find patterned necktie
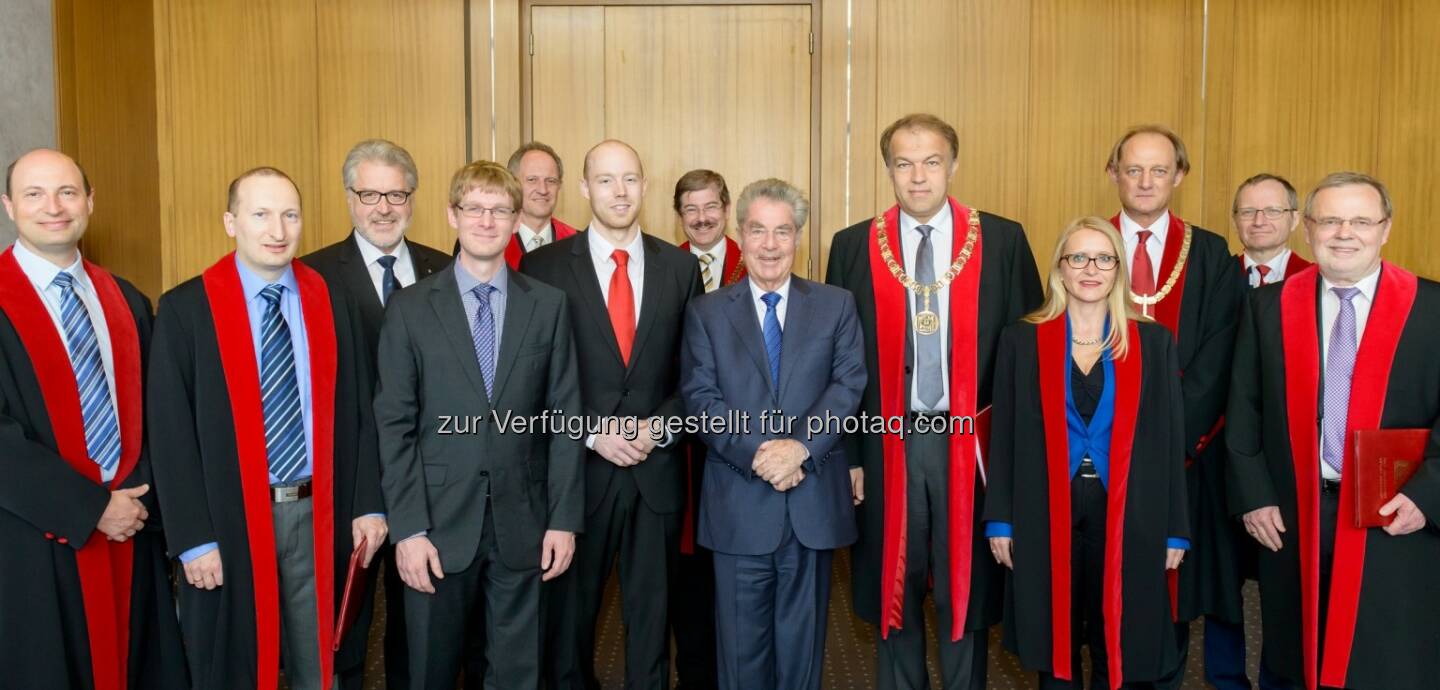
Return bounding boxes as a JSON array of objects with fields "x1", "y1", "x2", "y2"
[
  {"x1": 1255, "y1": 264, "x2": 1271, "y2": 286},
  {"x1": 1321, "y1": 287, "x2": 1361, "y2": 475},
  {"x1": 52, "y1": 271, "x2": 121, "y2": 473},
  {"x1": 259, "y1": 284, "x2": 307, "y2": 483},
  {"x1": 608, "y1": 249, "x2": 636, "y2": 365},
  {"x1": 914, "y1": 225, "x2": 943, "y2": 409},
  {"x1": 699, "y1": 252, "x2": 717, "y2": 292},
  {"x1": 377, "y1": 254, "x2": 399, "y2": 305},
  {"x1": 761, "y1": 292, "x2": 782, "y2": 389},
  {"x1": 1131, "y1": 229, "x2": 1156, "y2": 296},
  {"x1": 469, "y1": 282, "x2": 498, "y2": 399},
  {"x1": 528, "y1": 231, "x2": 548, "y2": 251}
]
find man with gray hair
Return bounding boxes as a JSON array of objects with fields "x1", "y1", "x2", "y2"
[
  {"x1": 1233, "y1": 173, "x2": 1311, "y2": 288},
  {"x1": 1228, "y1": 172, "x2": 1440, "y2": 689},
  {"x1": 302, "y1": 138, "x2": 450, "y2": 688},
  {"x1": 681, "y1": 178, "x2": 866, "y2": 690}
]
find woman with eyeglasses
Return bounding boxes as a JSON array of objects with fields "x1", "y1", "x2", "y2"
[{"x1": 982, "y1": 216, "x2": 1189, "y2": 689}]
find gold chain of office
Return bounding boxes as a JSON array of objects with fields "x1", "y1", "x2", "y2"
[
  {"x1": 1131, "y1": 224, "x2": 1193, "y2": 317},
  {"x1": 876, "y1": 208, "x2": 980, "y2": 336}
]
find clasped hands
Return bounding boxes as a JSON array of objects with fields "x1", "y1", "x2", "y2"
[
  {"x1": 753, "y1": 439, "x2": 808, "y2": 491},
  {"x1": 97, "y1": 483, "x2": 150, "y2": 542},
  {"x1": 593, "y1": 417, "x2": 665, "y2": 467}
]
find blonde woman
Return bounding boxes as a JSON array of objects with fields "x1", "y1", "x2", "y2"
[{"x1": 983, "y1": 217, "x2": 1188, "y2": 689}]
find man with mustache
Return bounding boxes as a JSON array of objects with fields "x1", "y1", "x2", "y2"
[
  {"x1": 521, "y1": 140, "x2": 704, "y2": 690},
  {"x1": 676, "y1": 169, "x2": 745, "y2": 294},
  {"x1": 1229, "y1": 172, "x2": 1440, "y2": 690},
  {"x1": 0, "y1": 148, "x2": 186, "y2": 690},
  {"x1": 1234, "y1": 173, "x2": 1312, "y2": 288},
  {"x1": 301, "y1": 138, "x2": 450, "y2": 688}
]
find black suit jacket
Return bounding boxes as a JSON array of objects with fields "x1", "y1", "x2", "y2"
[
  {"x1": 301, "y1": 232, "x2": 451, "y2": 357},
  {"x1": 374, "y1": 264, "x2": 584, "y2": 573},
  {"x1": 825, "y1": 209, "x2": 1043, "y2": 628},
  {"x1": 520, "y1": 231, "x2": 704, "y2": 516}
]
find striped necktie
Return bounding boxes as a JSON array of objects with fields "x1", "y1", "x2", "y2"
[
  {"x1": 699, "y1": 252, "x2": 717, "y2": 292},
  {"x1": 259, "y1": 284, "x2": 307, "y2": 483},
  {"x1": 761, "y1": 291, "x2": 782, "y2": 389},
  {"x1": 52, "y1": 271, "x2": 121, "y2": 473}
]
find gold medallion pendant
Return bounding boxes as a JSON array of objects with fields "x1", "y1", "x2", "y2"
[{"x1": 876, "y1": 208, "x2": 981, "y2": 331}]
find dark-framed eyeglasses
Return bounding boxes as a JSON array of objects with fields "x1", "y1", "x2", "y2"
[
  {"x1": 1061, "y1": 253, "x2": 1119, "y2": 271},
  {"x1": 453, "y1": 204, "x2": 516, "y2": 221},
  {"x1": 1235, "y1": 207, "x2": 1294, "y2": 221},
  {"x1": 350, "y1": 188, "x2": 413, "y2": 206}
]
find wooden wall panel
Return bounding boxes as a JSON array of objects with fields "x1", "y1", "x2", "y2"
[
  {"x1": 529, "y1": 5, "x2": 606, "y2": 231},
  {"x1": 315, "y1": 0, "x2": 467, "y2": 252},
  {"x1": 1372, "y1": 0, "x2": 1440, "y2": 277},
  {"x1": 473, "y1": 0, "x2": 525, "y2": 164},
  {"x1": 156, "y1": 0, "x2": 323, "y2": 286}
]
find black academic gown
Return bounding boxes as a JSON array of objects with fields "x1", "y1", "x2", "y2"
[
  {"x1": 147, "y1": 257, "x2": 382, "y2": 689},
  {"x1": 0, "y1": 253, "x2": 187, "y2": 690},
  {"x1": 985, "y1": 319, "x2": 1189, "y2": 685},
  {"x1": 1227, "y1": 263, "x2": 1440, "y2": 690},
  {"x1": 825, "y1": 205, "x2": 1042, "y2": 632}
]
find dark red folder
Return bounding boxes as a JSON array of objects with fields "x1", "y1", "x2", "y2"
[
  {"x1": 333, "y1": 536, "x2": 371, "y2": 651},
  {"x1": 1352, "y1": 428, "x2": 1430, "y2": 528}
]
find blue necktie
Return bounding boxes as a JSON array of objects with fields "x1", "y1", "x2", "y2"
[
  {"x1": 52, "y1": 272, "x2": 121, "y2": 474},
  {"x1": 761, "y1": 291, "x2": 782, "y2": 389},
  {"x1": 377, "y1": 255, "x2": 399, "y2": 305},
  {"x1": 259, "y1": 284, "x2": 307, "y2": 483},
  {"x1": 470, "y1": 283, "x2": 497, "y2": 399},
  {"x1": 1321, "y1": 287, "x2": 1361, "y2": 475}
]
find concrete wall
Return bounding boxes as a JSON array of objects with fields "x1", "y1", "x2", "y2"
[{"x1": 0, "y1": 0, "x2": 56, "y2": 247}]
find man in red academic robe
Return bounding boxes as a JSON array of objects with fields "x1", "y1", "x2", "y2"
[
  {"x1": 148, "y1": 167, "x2": 386, "y2": 690},
  {"x1": 0, "y1": 148, "x2": 186, "y2": 690},
  {"x1": 670, "y1": 168, "x2": 747, "y2": 690},
  {"x1": 1104, "y1": 125, "x2": 1248, "y2": 689},
  {"x1": 1233, "y1": 173, "x2": 1313, "y2": 289},
  {"x1": 826, "y1": 113, "x2": 1043, "y2": 690},
  {"x1": 454, "y1": 142, "x2": 579, "y2": 269},
  {"x1": 1228, "y1": 172, "x2": 1440, "y2": 690}
]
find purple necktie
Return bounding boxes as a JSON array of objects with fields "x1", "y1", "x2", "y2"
[{"x1": 1321, "y1": 287, "x2": 1361, "y2": 475}]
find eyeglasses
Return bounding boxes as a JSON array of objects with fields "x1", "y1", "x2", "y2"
[
  {"x1": 680, "y1": 202, "x2": 725, "y2": 217},
  {"x1": 743, "y1": 225, "x2": 796, "y2": 242},
  {"x1": 1061, "y1": 253, "x2": 1119, "y2": 271},
  {"x1": 454, "y1": 204, "x2": 516, "y2": 221},
  {"x1": 1235, "y1": 207, "x2": 1294, "y2": 221},
  {"x1": 1306, "y1": 216, "x2": 1387, "y2": 232},
  {"x1": 350, "y1": 188, "x2": 413, "y2": 206}
]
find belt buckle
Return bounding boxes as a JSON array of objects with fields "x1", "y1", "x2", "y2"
[
  {"x1": 1320, "y1": 478, "x2": 1343, "y2": 495},
  {"x1": 272, "y1": 481, "x2": 310, "y2": 503}
]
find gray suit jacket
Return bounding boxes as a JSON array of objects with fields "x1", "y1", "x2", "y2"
[
  {"x1": 374, "y1": 263, "x2": 583, "y2": 572},
  {"x1": 680, "y1": 276, "x2": 867, "y2": 556}
]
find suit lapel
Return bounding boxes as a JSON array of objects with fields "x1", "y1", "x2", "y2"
[
  {"x1": 340, "y1": 234, "x2": 385, "y2": 321},
  {"x1": 490, "y1": 272, "x2": 536, "y2": 402},
  {"x1": 627, "y1": 234, "x2": 664, "y2": 375},
  {"x1": 777, "y1": 278, "x2": 810, "y2": 399},
  {"x1": 568, "y1": 231, "x2": 626, "y2": 367},
  {"x1": 406, "y1": 239, "x2": 444, "y2": 280},
  {"x1": 725, "y1": 282, "x2": 773, "y2": 393},
  {"x1": 428, "y1": 267, "x2": 492, "y2": 410}
]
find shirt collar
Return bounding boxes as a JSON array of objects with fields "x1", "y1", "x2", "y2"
[
  {"x1": 1243, "y1": 247, "x2": 1291, "y2": 274},
  {"x1": 587, "y1": 225, "x2": 646, "y2": 266},
  {"x1": 1119, "y1": 209, "x2": 1171, "y2": 245},
  {"x1": 12, "y1": 240, "x2": 84, "y2": 291},
  {"x1": 1321, "y1": 265, "x2": 1382, "y2": 302},
  {"x1": 519, "y1": 220, "x2": 553, "y2": 244},
  {"x1": 235, "y1": 256, "x2": 298, "y2": 302},
  {"x1": 899, "y1": 202, "x2": 953, "y2": 236},
  {"x1": 352, "y1": 229, "x2": 410, "y2": 268},
  {"x1": 690, "y1": 236, "x2": 727, "y2": 264},
  {"x1": 454, "y1": 259, "x2": 509, "y2": 297},
  {"x1": 747, "y1": 275, "x2": 792, "y2": 306}
]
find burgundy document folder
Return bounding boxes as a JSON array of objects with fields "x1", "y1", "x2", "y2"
[
  {"x1": 333, "y1": 536, "x2": 370, "y2": 651},
  {"x1": 1352, "y1": 428, "x2": 1430, "y2": 528}
]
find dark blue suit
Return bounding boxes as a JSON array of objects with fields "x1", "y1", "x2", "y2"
[{"x1": 680, "y1": 275, "x2": 866, "y2": 690}]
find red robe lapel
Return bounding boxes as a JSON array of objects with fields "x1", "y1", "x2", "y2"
[
  {"x1": 868, "y1": 197, "x2": 983, "y2": 640},
  {"x1": 202, "y1": 254, "x2": 338, "y2": 690},
  {"x1": 1284, "y1": 252, "x2": 1313, "y2": 279},
  {"x1": 505, "y1": 217, "x2": 580, "y2": 269},
  {"x1": 1280, "y1": 262, "x2": 1416, "y2": 690},
  {"x1": 1109, "y1": 214, "x2": 1188, "y2": 335},
  {"x1": 0, "y1": 248, "x2": 143, "y2": 690},
  {"x1": 720, "y1": 236, "x2": 746, "y2": 285},
  {"x1": 1036, "y1": 317, "x2": 1142, "y2": 689}
]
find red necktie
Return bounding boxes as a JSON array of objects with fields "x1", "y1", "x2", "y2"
[
  {"x1": 1255, "y1": 264, "x2": 1272, "y2": 284},
  {"x1": 608, "y1": 249, "x2": 636, "y2": 365},
  {"x1": 1131, "y1": 230, "x2": 1156, "y2": 296}
]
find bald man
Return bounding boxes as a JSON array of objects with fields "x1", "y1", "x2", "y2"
[
  {"x1": 0, "y1": 149, "x2": 186, "y2": 689},
  {"x1": 520, "y1": 140, "x2": 704, "y2": 690}
]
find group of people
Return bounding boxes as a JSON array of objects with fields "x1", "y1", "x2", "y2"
[{"x1": 2, "y1": 112, "x2": 1436, "y2": 690}]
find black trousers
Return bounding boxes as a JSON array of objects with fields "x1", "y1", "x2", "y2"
[
  {"x1": 875, "y1": 425, "x2": 989, "y2": 690},
  {"x1": 1038, "y1": 474, "x2": 1118, "y2": 690},
  {"x1": 403, "y1": 503, "x2": 542, "y2": 690},
  {"x1": 671, "y1": 543, "x2": 718, "y2": 690}
]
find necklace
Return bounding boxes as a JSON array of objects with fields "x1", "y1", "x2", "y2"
[
  {"x1": 875, "y1": 208, "x2": 980, "y2": 335},
  {"x1": 1130, "y1": 223, "x2": 1194, "y2": 318},
  {"x1": 1071, "y1": 335, "x2": 1103, "y2": 346}
]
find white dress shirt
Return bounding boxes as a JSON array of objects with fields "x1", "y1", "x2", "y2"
[
  {"x1": 13, "y1": 241, "x2": 117, "y2": 482},
  {"x1": 519, "y1": 220, "x2": 554, "y2": 251},
  {"x1": 587, "y1": 224, "x2": 646, "y2": 324},
  {"x1": 1119, "y1": 210, "x2": 1171, "y2": 287},
  {"x1": 353, "y1": 230, "x2": 416, "y2": 303},
  {"x1": 1318, "y1": 268, "x2": 1381, "y2": 480},
  {"x1": 748, "y1": 275, "x2": 790, "y2": 328},
  {"x1": 1242, "y1": 248, "x2": 1292, "y2": 288},
  {"x1": 900, "y1": 204, "x2": 952, "y2": 412}
]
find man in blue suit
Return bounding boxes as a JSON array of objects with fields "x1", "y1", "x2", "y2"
[{"x1": 680, "y1": 178, "x2": 867, "y2": 690}]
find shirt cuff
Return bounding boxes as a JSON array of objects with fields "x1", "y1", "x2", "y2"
[
  {"x1": 399, "y1": 531, "x2": 428, "y2": 544},
  {"x1": 179, "y1": 542, "x2": 219, "y2": 564},
  {"x1": 585, "y1": 433, "x2": 597, "y2": 450},
  {"x1": 1167, "y1": 537, "x2": 1191, "y2": 550},
  {"x1": 984, "y1": 521, "x2": 1013, "y2": 538},
  {"x1": 357, "y1": 513, "x2": 385, "y2": 520}
]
